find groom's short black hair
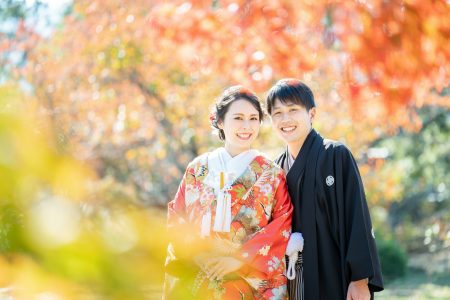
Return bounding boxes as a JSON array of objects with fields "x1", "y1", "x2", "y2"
[{"x1": 266, "y1": 79, "x2": 316, "y2": 114}]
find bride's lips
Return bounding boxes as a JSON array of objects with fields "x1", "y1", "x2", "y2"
[{"x1": 236, "y1": 133, "x2": 252, "y2": 140}]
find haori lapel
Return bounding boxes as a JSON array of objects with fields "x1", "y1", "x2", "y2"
[
  {"x1": 286, "y1": 129, "x2": 318, "y2": 186},
  {"x1": 300, "y1": 131, "x2": 323, "y2": 300},
  {"x1": 275, "y1": 151, "x2": 289, "y2": 174},
  {"x1": 286, "y1": 129, "x2": 318, "y2": 232}
]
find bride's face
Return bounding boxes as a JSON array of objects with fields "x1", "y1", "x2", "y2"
[{"x1": 218, "y1": 99, "x2": 261, "y2": 156}]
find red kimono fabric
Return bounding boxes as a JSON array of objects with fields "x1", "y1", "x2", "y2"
[{"x1": 164, "y1": 153, "x2": 293, "y2": 300}]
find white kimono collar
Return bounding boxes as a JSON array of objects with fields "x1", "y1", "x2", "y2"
[
  {"x1": 200, "y1": 147, "x2": 259, "y2": 236},
  {"x1": 204, "y1": 147, "x2": 259, "y2": 190}
]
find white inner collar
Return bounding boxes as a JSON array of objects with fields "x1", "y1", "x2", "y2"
[
  {"x1": 287, "y1": 150, "x2": 296, "y2": 171},
  {"x1": 205, "y1": 147, "x2": 259, "y2": 190}
]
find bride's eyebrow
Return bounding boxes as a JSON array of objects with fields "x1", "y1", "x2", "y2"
[{"x1": 232, "y1": 113, "x2": 258, "y2": 116}]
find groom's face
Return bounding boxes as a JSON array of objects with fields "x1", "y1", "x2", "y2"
[{"x1": 270, "y1": 99, "x2": 315, "y2": 145}]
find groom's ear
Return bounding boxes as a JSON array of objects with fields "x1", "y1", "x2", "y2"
[{"x1": 309, "y1": 107, "x2": 316, "y2": 122}]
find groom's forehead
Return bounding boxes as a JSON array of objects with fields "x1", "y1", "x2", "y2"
[{"x1": 273, "y1": 99, "x2": 301, "y2": 108}]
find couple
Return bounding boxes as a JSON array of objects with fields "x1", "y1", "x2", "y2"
[{"x1": 164, "y1": 79, "x2": 384, "y2": 300}]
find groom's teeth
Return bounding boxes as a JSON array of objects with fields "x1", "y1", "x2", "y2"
[{"x1": 281, "y1": 126, "x2": 296, "y2": 132}]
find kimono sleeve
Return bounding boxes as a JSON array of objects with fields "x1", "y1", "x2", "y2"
[
  {"x1": 166, "y1": 167, "x2": 197, "y2": 259},
  {"x1": 167, "y1": 171, "x2": 188, "y2": 230},
  {"x1": 236, "y1": 171, "x2": 293, "y2": 275},
  {"x1": 340, "y1": 146, "x2": 384, "y2": 291}
]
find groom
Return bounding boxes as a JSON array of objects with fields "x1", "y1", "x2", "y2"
[{"x1": 266, "y1": 79, "x2": 383, "y2": 300}]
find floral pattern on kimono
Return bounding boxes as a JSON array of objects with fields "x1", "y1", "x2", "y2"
[{"x1": 165, "y1": 153, "x2": 293, "y2": 300}]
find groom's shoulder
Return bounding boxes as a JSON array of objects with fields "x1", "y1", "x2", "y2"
[
  {"x1": 321, "y1": 136, "x2": 354, "y2": 160},
  {"x1": 323, "y1": 137, "x2": 343, "y2": 151}
]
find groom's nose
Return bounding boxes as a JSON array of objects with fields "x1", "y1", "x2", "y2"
[{"x1": 280, "y1": 112, "x2": 290, "y2": 121}]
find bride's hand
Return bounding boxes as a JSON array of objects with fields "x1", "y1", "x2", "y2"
[{"x1": 204, "y1": 256, "x2": 243, "y2": 280}]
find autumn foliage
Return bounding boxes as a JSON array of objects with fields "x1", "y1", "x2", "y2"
[
  {"x1": 19, "y1": 0, "x2": 448, "y2": 204},
  {"x1": 0, "y1": 0, "x2": 449, "y2": 298}
]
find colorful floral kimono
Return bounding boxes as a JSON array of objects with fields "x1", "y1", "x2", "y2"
[{"x1": 164, "y1": 148, "x2": 293, "y2": 300}]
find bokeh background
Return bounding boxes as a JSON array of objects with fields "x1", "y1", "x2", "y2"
[{"x1": 0, "y1": 0, "x2": 449, "y2": 299}]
